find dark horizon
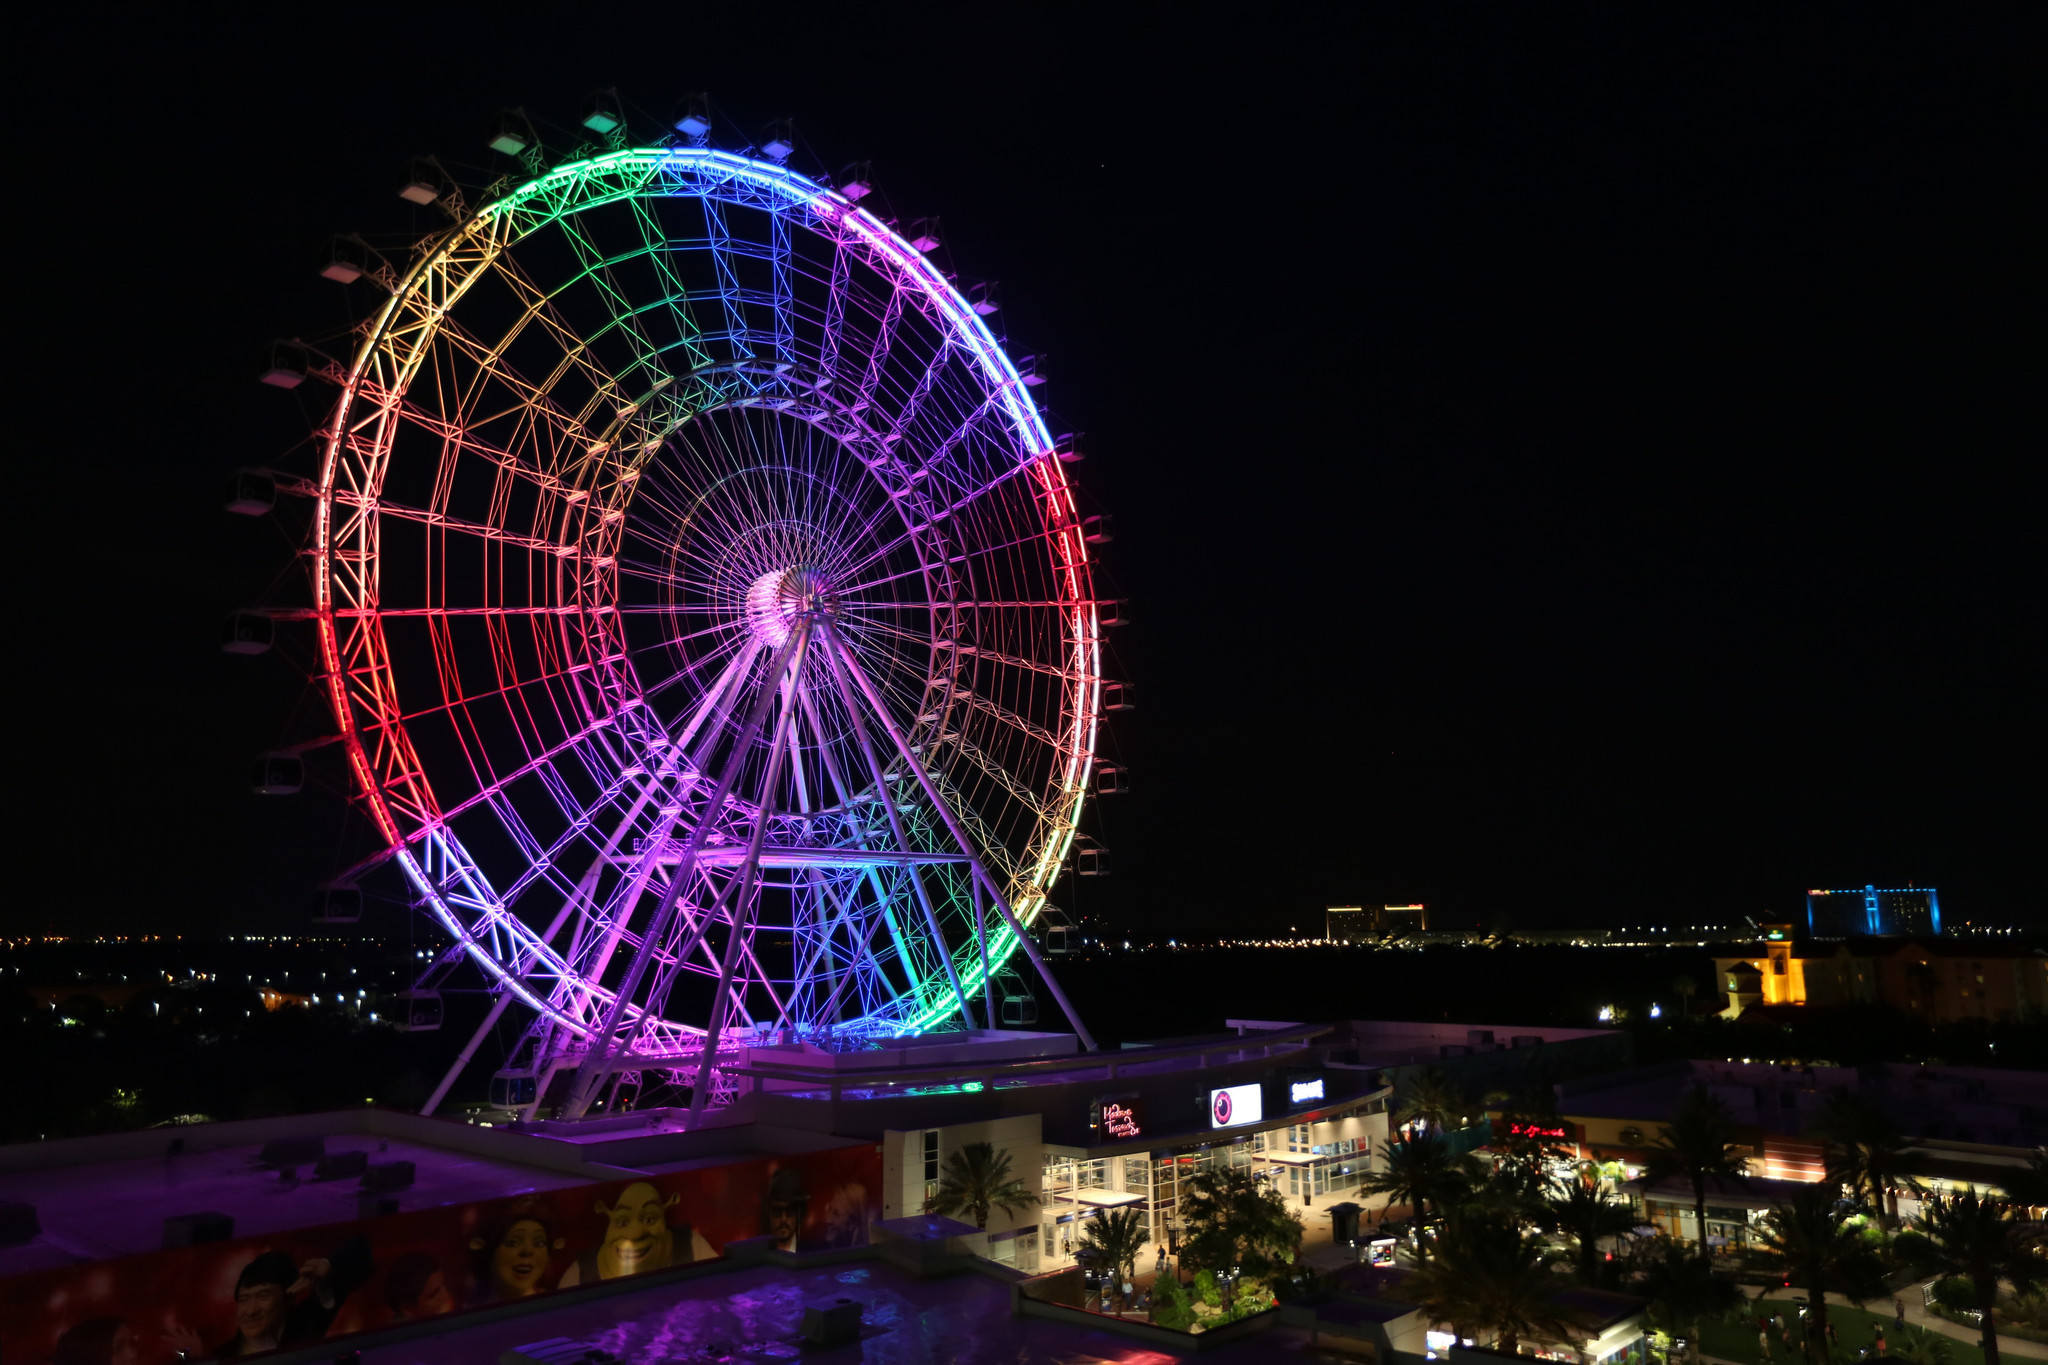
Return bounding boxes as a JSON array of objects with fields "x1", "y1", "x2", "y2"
[{"x1": 10, "y1": 8, "x2": 2042, "y2": 940}]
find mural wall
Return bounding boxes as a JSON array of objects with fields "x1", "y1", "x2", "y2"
[{"x1": 6, "y1": 1142, "x2": 879, "y2": 1364}]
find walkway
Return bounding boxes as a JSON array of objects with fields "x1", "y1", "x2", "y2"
[{"x1": 1743, "y1": 1281, "x2": 2048, "y2": 1361}]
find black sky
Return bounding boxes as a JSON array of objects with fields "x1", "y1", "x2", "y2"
[{"x1": 10, "y1": 5, "x2": 2043, "y2": 938}]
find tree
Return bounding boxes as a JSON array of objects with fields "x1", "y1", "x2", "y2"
[
  {"x1": 1360, "y1": 1134, "x2": 1485, "y2": 1259},
  {"x1": 924, "y1": 1141, "x2": 1038, "y2": 1231},
  {"x1": 1397, "y1": 1067, "x2": 1473, "y2": 1135},
  {"x1": 1635, "y1": 1242, "x2": 1744, "y2": 1351},
  {"x1": 1810, "y1": 1091, "x2": 1920, "y2": 1227},
  {"x1": 1406, "y1": 1210, "x2": 1600, "y2": 1355},
  {"x1": 1673, "y1": 975, "x2": 1699, "y2": 1015},
  {"x1": 1753, "y1": 1182, "x2": 1889, "y2": 1363},
  {"x1": 1178, "y1": 1166, "x2": 1304, "y2": 1283},
  {"x1": 1900, "y1": 1188, "x2": 2042, "y2": 1365},
  {"x1": 1544, "y1": 1181, "x2": 1640, "y2": 1285},
  {"x1": 1488, "y1": 1084, "x2": 1577, "y2": 1216},
  {"x1": 1078, "y1": 1206, "x2": 1149, "y2": 1312},
  {"x1": 1642, "y1": 1085, "x2": 1749, "y2": 1258}
]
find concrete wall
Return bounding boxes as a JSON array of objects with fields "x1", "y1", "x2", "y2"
[{"x1": 880, "y1": 1113, "x2": 1043, "y2": 1237}]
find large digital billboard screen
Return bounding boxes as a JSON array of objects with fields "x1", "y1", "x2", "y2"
[{"x1": 1209, "y1": 1083, "x2": 1264, "y2": 1129}]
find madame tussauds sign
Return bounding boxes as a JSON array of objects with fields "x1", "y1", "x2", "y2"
[
  {"x1": 1099, "y1": 1102, "x2": 1141, "y2": 1139},
  {"x1": 1090, "y1": 1095, "x2": 1144, "y2": 1139}
]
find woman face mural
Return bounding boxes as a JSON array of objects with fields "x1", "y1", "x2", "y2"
[
  {"x1": 490, "y1": 1219, "x2": 553, "y2": 1297},
  {"x1": 468, "y1": 1202, "x2": 563, "y2": 1302}
]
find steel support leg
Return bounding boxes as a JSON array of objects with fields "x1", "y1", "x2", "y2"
[
  {"x1": 567, "y1": 629, "x2": 804, "y2": 1117},
  {"x1": 824, "y1": 624, "x2": 1097, "y2": 1051}
]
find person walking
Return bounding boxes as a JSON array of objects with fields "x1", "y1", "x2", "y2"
[
  {"x1": 1895, "y1": 1299, "x2": 1907, "y2": 1329},
  {"x1": 1875, "y1": 1326, "x2": 1888, "y2": 1357},
  {"x1": 1760, "y1": 1328, "x2": 1774, "y2": 1360},
  {"x1": 1826, "y1": 1320, "x2": 1840, "y2": 1349}
]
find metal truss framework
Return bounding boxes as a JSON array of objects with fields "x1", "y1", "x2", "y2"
[{"x1": 299, "y1": 147, "x2": 1106, "y2": 1120}]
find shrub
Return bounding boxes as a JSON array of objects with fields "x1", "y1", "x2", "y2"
[
  {"x1": 1932, "y1": 1275, "x2": 1976, "y2": 1314},
  {"x1": 1151, "y1": 1274, "x2": 1195, "y2": 1331},
  {"x1": 1194, "y1": 1269, "x2": 1222, "y2": 1307}
]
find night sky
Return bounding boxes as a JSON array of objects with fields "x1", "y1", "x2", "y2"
[{"x1": 12, "y1": 7, "x2": 2042, "y2": 939}]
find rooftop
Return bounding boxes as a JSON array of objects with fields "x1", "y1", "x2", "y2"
[{"x1": 0, "y1": 1131, "x2": 584, "y2": 1275}]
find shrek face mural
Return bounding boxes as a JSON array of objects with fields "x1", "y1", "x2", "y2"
[
  {"x1": 595, "y1": 1182, "x2": 677, "y2": 1279},
  {"x1": 491, "y1": 1219, "x2": 553, "y2": 1297}
]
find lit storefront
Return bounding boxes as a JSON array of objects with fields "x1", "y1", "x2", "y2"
[
  {"x1": 1625, "y1": 1174, "x2": 1819, "y2": 1258},
  {"x1": 1033, "y1": 1069, "x2": 1388, "y2": 1271}
]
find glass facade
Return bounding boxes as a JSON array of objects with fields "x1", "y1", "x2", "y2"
[{"x1": 1033, "y1": 1110, "x2": 1380, "y2": 1270}]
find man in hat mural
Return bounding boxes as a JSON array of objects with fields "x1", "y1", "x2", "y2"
[{"x1": 763, "y1": 1168, "x2": 810, "y2": 1252}]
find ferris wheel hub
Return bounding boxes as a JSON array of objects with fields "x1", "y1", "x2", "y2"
[{"x1": 743, "y1": 565, "x2": 836, "y2": 648}]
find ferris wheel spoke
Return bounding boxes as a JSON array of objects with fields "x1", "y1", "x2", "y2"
[
  {"x1": 825, "y1": 442, "x2": 1032, "y2": 587},
  {"x1": 833, "y1": 521, "x2": 1076, "y2": 600}
]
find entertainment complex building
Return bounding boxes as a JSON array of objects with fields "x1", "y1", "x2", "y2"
[{"x1": 1, "y1": 1017, "x2": 1628, "y2": 1361}]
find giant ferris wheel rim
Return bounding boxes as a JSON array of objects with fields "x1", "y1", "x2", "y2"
[{"x1": 306, "y1": 142, "x2": 1103, "y2": 1047}]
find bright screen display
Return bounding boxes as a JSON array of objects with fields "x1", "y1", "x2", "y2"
[{"x1": 1208, "y1": 1083, "x2": 1264, "y2": 1129}]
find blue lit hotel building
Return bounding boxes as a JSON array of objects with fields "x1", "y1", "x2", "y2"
[{"x1": 1805, "y1": 885, "x2": 1941, "y2": 938}]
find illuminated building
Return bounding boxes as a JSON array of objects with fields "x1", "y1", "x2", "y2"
[
  {"x1": 1323, "y1": 904, "x2": 1429, "y2": 942},
  {"x1": 1712, "y1": 930, "x2": 2047, "y2": 1021},
  {"x1": 1806, "y1": 885, "x2": 1941, "y2": 938},
  {"x1": 1325, "y1": 906, "x2": 1368, "y2": 942}
]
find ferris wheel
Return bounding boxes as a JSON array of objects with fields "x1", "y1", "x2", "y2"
[{"x1": 241, "y1": 99, "x2": 1122, "y2": 1121}]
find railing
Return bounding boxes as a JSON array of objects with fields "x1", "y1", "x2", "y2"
[{"x1": 728, "y1": 1022, "x2": 1337, "y2": 1102}]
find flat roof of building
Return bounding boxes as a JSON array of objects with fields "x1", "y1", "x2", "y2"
[
  {"x1": 0, "y1": 1107, "x2": 862, "y2": 1279},
  {"x1": 0, "y1": 1133, "x2": 590, "y2": 1277}
]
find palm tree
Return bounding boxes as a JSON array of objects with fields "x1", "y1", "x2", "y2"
[
  {"x1": 1178, "y1": 1165, "x2": 1305, "y2": 1283},
  {"x1": 924, "y1": 1140, "x2": 1039, "y2": 1231},
  {"x1": 1397, "y1": 1067, "x2": 1473, "y2": 1136},
  {"x1": 1360, "y1": 1134, "x2": 1483, "y2": 1259},
  {"x1": 1545, "y1": 1181, "x2": 1641, "y2": 1284},
  {"x1": 1635, "y1": 1241, "x2": 1743, "y2": 1354},
  {"x1": 1900, "y1": 1188, "x2": 2043, "y2": 1365},
  {"x1": 1810, "y1": 1091, "x2": 1920, "y2": 1227},
  {"x1": 1889, "y1": 1325, "x2": 1959, "y2": 1365},
  {"x1": 1490, "y1": 1085, "x2": 1576, "y2": 1215},
  {"x1": 1407, "y1": 1210, "x2": 1599, "y2": 1355},
  {"x1": 1673, "y1": 974, "x2": 1699, "y2": 1012},
  {"x1": 1642, "y1": 1084, "x2": 1749, "y2": 1258},
  {"x1": 1079, "y1": 1207, "x2": 1149, "y2": 1313},
  {"x1": 1753, "y1": 1182, "x2": 1889, "y2": 1362}
]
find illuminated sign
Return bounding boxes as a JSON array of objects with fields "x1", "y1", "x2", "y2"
[
  {"x1": 1090, "y1": 1095, "x2": 1144, "y2": 1139},
  {"x1": 1368, "y1": 1237, "x2": 1398, "y2": 1267},
  {"x1": 1507, "y1": 1122, "x2": 1570, "y2": 1139},
  {"x1": 1288, "y1": 1077, "x2": 1326, "y2": 1106},
  {"x1": 1209, "y1": 1083, "x2": 1263, "y2": 1129},
  {"x1": 1098, "y1": 1102, "x2": 1141, "y2": 1139}
]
